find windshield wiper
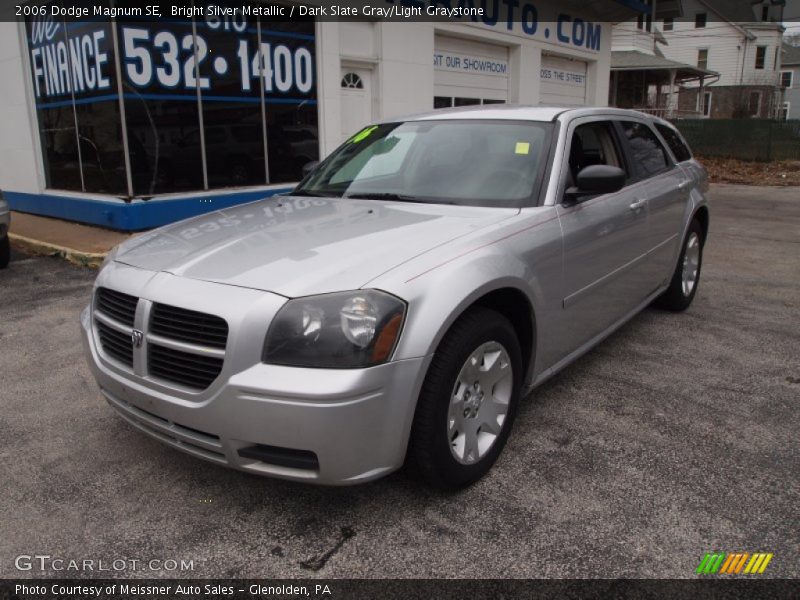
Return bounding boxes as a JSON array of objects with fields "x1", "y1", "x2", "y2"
[{"x1": 344, "y1": 192, "x2": 453, "y2": 204}]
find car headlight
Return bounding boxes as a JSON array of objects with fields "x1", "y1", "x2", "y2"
[{"x1": 263, "y1": 290, "x2": 406, "y2": 368}]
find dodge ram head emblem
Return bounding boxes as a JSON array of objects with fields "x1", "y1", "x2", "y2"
[{"x1": 131, "y1": 329, "x2": 144, "y2": 348}]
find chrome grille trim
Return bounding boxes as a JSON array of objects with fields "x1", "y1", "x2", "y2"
[
  {"x1": 150, "y1": 303, "x2": 228, "y2": 349},
  {"x1": 95, "y1": 320, "x2": 133, "y2": 366},
  {"x1": 92, "y1": 289, "x2": 229, "y2": 392},
  {"x1": 148, "y1": 343, "x2": 225, "y2": 391},
  {"x1": 146, "y1": 332, "x2": 225, "y2": 359},
  {"x1": 95, "y1": 287, "x2": 137, "y2": 326}
]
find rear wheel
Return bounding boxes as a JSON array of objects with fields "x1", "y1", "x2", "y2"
[
  {"x1": 654, "y1": 218, "x2": 704, "y2": 311},
  {"x1": 0, "y1": 235, "x2": 9, "y2": 269},
  {"x1": 408, "y1": 307, "x2": 522, "y2": 490}
]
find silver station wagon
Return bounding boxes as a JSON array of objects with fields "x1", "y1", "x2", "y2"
[{"x1": 81, "y1": 106, "x2": 709, "y2": 489}]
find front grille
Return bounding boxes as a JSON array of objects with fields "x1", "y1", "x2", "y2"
[
  {"x1": 148, "y1": 344, "x2": 224, "y2": 390},
  {"x1": 93, "y1": 288, "x2": 228, "y2": 391},
  {"x1": 96, "y1": 287, "x2": 138, "y2": 326},
  {"x1": 151, "y1": 303, "x2": 228, "y2": 349},
  {"x1": 96, "y1": 320, "x2": 133, "y2": 366}
]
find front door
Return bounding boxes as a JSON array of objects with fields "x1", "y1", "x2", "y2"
[
  {"x1": 555, "y1": 119, "x2": 653, "y2": 360},
  {"x1": 340, "y1": 67, "x2": 373, "y2": 143}
]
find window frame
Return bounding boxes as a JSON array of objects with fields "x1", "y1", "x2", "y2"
[
  {"x1": 699, "y1": 91, "x2": 712, "y2": 118},
  {"x1": 613, "y1": 119, "x2": 676, "y2": 183},
  {"x1": 755, "y1": 46, "x2": 767, "y2": 70},
  {"x1": 695, "y1": 13, "x2": 707, "y2": 28},
  {"x1": 697, "y1": 48, "x2": 709, "y2": 71},
  {"x1": 781, "y1": 70, "x2": 793, "y2": 89},
  {"x1": 663, "y1": 17, "x2": 674, "y2": 31},
  {"x1": 556, "y1": 116, "x2": 633, "y2": 205}
]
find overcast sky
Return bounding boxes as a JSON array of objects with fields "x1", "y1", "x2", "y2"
[{"x1": 785, "y1": 0, "x2": 800, "y2": 36}]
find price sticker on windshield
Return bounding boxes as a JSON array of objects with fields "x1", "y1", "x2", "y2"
[{"x1": 515, "y1": 142, "x2": 530, "y2": 155}]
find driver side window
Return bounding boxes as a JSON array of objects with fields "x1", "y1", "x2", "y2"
[{"x1": 567, "y1": 122, "x2": 625, "y2": 187}]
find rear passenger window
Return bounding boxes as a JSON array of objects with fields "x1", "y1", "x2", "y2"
[
  {"x1": 655, "y1": 124, "x2": 692, "y2": 162},
  {"x1": 619, "y1": 121, "x2": 671, "y2": 178}
]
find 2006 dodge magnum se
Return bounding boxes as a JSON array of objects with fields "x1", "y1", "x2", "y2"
[{"x1": 82, "y1": 106, "x2": 709, "y2": 489}]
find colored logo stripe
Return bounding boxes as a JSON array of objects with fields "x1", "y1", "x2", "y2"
[
  {"x1": 696, "y1": 552, "x2": 773, "y2": 575},
  {"x1": 744, "y1": 553, "x2": 773, "y2": 574}
]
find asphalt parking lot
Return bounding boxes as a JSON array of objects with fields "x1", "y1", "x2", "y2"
[{"x1": 1, "y1": 184, "x2": 797, "y2": 579}]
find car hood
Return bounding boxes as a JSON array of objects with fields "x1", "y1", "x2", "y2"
[{"x1": 114, "y1": 195, "x2": 518, "y2": 297}]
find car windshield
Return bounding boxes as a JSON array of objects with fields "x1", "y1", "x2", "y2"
[{"x1": 295, "y1": 120, "x2": 553, "y2": 207}]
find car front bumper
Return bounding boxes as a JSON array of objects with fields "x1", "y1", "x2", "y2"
[{"x1": 81, "y1": 304, "x2": 430, "y2": 485}]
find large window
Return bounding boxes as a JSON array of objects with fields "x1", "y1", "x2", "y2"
[
  {"x1": 25, "y1": 5, "x2": 318, "y2": 197},
  {"x1": 25, "y1": 3, "x2": 126, "y2": 194},
  {"x1": 298, "y1": 121, "x2": 553, "y2": 208}
]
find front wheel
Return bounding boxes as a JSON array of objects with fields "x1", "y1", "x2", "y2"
[
  {"x1": 654, "y1": 218, "x2": 704, "y2": 311},
  {"x1": 408, "y1": 307, "x2": 522, "y2": 490}
]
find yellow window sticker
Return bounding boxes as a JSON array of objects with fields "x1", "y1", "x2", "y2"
[
  {"x1": 515, "y1": 142, "x2": 530, "y2": 155},
  {"x1": 351, "y1": 125, "x2": 378, "y2": 143}
]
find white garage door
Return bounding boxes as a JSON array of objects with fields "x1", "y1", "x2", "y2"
[
  {"x1": 434, "y1": 36, "x2": 509, "y2": 108},
  {"x1": 540, "y1": 55, "x2": 588, "y2": 107}
]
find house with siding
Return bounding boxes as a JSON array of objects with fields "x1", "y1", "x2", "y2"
[
  {"x1": 611, "y1": 0, "x2": 786, "y2": 118},
  {"x1": 781, "y1": 43, "x2": 800, "y2": 119}
]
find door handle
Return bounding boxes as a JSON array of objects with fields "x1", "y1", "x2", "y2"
[
  {"x1": 629, "y1": 198, "x2": 646, "y2": 211},
  {"x1": 677, "y1": 180, "x2": 691, "y2": 191}
]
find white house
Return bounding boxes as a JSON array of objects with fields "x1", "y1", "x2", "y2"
[
  {"x1": 0, "y1": 0, "x2": 646, "y2": 230},
  {"x1": 780, "y1": 42, "x2": 800, "y2": 119},
  {"x1": 610, "y1": 0, "x2": 786, "y2": 118}
]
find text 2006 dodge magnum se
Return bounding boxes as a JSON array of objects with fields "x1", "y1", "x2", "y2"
[{"x1": 82, "y1": 107, "x2": 709, "y2": 489}]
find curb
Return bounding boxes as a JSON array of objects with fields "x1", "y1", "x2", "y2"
[{"x1": 9, "y1": 233, "x2": 107, "y2": 269}]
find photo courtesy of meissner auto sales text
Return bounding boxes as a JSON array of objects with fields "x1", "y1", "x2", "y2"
[{"x1": 0, "y1": 0, "x2": 798, "y2": 597}]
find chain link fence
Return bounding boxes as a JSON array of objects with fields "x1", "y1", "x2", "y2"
[{"x1": 670, "y1": 119, "x2": 800, "y2": 162}]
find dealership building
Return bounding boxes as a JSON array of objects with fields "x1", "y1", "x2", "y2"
[{"x1": 0, "y1": 0, "x2": 647, "y2": 230}]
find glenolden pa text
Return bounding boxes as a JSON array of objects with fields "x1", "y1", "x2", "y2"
[{"x1": 172, "y1": 4, "x2": 484, "y2": 18}]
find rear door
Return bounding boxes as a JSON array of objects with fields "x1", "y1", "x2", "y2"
[
  {"x1": 616, "y1": 120, "x2": 692, "y2": 288},
  {"x1": 554, "y1": 117, "x2": 653, "y2": 360}
]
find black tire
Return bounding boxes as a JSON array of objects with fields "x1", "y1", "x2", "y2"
[
  {"x1": 654, "y1": 218, "x2": 704, "y2": 312},
  {"x1": 0, "y1": 235, "x2": 9, "y2": 269},
  {"x1": 408, "y1": 307, "x2": 523, "y2": 490}
]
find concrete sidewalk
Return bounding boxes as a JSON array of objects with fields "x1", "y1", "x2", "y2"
[{"x1": 8, "y1": 211, "x2": 132, "y2": 268}]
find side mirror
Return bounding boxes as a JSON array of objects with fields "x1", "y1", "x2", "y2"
[
  {"x1": 301, "y1": 160, "x2": 320, "y2": 177},
  {"x1": 565, "y1": 165, "x2": 626, "y2": 203}
]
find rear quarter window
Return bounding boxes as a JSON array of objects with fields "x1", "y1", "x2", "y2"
[{"x1": 655, "y1": 124, "x2": 692, "y2": 162}]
